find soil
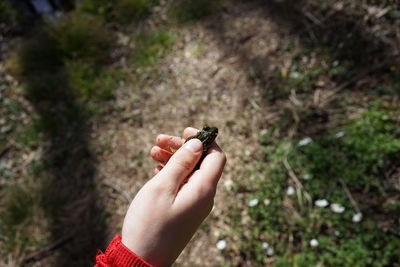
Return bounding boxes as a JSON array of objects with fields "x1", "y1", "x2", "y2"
[{"x1": 94, "y1": 2, "x2": 289, "y2": 266}]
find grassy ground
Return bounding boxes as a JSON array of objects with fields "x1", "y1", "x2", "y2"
[{"x1": 0, "y1": 0, "x2": 399, "y2": 266}]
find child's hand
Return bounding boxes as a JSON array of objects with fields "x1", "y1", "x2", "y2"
[{"x1": 121, "y1": 127, "x2": 226, "y2": 267}]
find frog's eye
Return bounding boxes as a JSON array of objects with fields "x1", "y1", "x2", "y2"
[{"x1": 203, "y1": 126, "x2": 211, "y2": 131}]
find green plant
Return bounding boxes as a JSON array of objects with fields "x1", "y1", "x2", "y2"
[
  {"x1": 78, "y1": 0, "x2": 158, "y2": 24},
  {"x1": 114, "y1": 0, "x2": 158, "y2": 24},
  {"x1": 18, "y1": 121, "x2": 44, "y2": 147},
  {"x1": 0, "y1": 183, "x2": 49, "y2": 254},
  {"x1": 66, "y1": 60, "x2": 118, "y2": 101},
  {"x1": 170, "y1": 0, "x2": 220, "y2": 24},
  {"x1": 271, "y1": 65, "x2": 320, "y2": 100},
  {"x1": 0, "y1": 0, "x2": 15, "y2": 24},
  {"x1": 229, "y1": 105, "x2": 400, "y2": 265},
  {"x1": 132, "y1": 31, "x2": 176, "y2": 66},
  {"x1": 52, "y1": 13, "x2": 112, "y2": 64},
  {"x1": 7, "y1": 12, "x2": 114, "y2": 103},
  {"x1": 77, "y1": 0, "x2": 113, "y2": 17}
]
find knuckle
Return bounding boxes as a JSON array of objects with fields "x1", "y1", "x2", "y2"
[
  {"x1": 197, "y1": 183, "x2": 216, "y2": 201},
  {"x1": 174, "y1": 157, "x2": 193, "y2": 172},
  {"x1": 148, "y1": 180, "x2": 167, "y2": 194}
]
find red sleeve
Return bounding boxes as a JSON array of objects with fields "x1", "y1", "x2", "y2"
[{"x1": 95, "y1": 235, "x2": 154, "y2": 267}]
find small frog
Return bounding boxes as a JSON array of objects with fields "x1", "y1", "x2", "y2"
[{"x1": 185, "y1": 126, "x2": 218, "y2": 154}]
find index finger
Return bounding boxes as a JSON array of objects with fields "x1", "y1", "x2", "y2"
[
  {"x1": 183, "y1": 127, "x2": 199, "y2": 139},
  {"x1": 155, "y1": 127, "x2": 200, "y2": 153},
  {"x1": 156, "y1": 134, "x2": 184, "y2": 153}
]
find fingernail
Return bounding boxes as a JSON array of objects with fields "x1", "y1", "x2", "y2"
[
  {"x1": 156, "y1": 134, "x2": 166, "y2": 142},
  {"x1": 184, "y1": 139, "x2": 202, "y2": 153}
]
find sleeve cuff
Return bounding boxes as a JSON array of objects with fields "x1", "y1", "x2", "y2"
[{"x1": 95, "y1": 235, "x2": 154, "y2": 267}]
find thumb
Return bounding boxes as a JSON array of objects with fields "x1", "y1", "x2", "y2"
[{"x1": 158, "y1": 138, "x2": 203, "y2": 189}]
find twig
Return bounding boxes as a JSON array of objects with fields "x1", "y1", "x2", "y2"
[
  {"x1": 283, "y1": 156, "x2": 303, "y2": 189},
  {"x1": 339, "y1": 179, "x2": 361, "y2": 214},
  {"x1": 103, "y1": 181, "x2": 133, "y2": 204},
  {"x1": 23, "y1": 236, "x2": 73, "y2": 263},
  {"x1": 283, "y1": 156, "x2": 312, "y2": 207},
  {"x1": 302, "y1": 9, "x2": 323, "y2": 26}
]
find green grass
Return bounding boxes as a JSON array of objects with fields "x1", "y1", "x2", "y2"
[
  {"x1": 0, "y1": 0, "x2": 15, "y2": 24},
  {"x1": 170, "y1": 0, "x2": 221, "y2": 24},
  {"x1": 0, "y1": 182, "x2": 50, "y2": 255},
  {"x1": 7, "y1": 12, "x2": 114, "y2": 104},
  {"x1": 0, "y1": 82, "x2": 24, "y2": 149},
  {"x1": 132, "y1": 31, "x2": 176, "y2": 66},
  {"x1": 78, "y1": 0, "x2": 159, "y2": 25},
  {"x1": 229, "y1": 105, "x2": 400, "y2": 266},
  {"x1": 114, "y1": 0, "x2": 158, "y2": 25}
]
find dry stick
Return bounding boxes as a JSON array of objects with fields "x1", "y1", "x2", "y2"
[
  {"x1": 283, "y1": 156, "x2": 303, "y2": 189},
  {"x1": 339, "y1": 179, "x2": 361, "y2": 214},
  {"x1": 103, "y1": 181, "x2": 133, "y2": 204},
  {"x1": 23, "y1": 236, "x2": 73, "y2": 263},
  {"x1": 283, "y1": 156, "x2": 312, "y2": 207},
  {"x1": 302, "y1": 9, "x2": 323, "y2": 25}
]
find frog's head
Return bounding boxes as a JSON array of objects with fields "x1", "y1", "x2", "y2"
[{"x1": 203, "y1": 126, "x2": 218, "y2": 138}]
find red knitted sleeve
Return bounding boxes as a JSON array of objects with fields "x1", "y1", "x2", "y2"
[{"x1": 95, "y1": 235, "x2": 154, "y2": 267}]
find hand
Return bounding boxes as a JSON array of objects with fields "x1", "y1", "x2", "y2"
[{"x1": 121, "y1": 127, "x2": 226, "y2": 267}]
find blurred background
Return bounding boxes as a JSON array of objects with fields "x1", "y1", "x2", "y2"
[{"x1": 0, "y1": 0, "x2": 399, "y2": 266}]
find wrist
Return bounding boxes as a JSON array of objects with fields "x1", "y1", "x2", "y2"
[{"x1": 97, "y1": 235, "x2": 154, "y2": 267}]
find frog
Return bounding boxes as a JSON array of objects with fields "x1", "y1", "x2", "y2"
[
  {"x1": 185, "y1": 126, "x2": 218, "y2": 154},
  {"x1": 182, "y1": 126, "x2": 218, "y2": 172}
]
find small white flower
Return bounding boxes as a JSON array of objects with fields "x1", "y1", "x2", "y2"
[
  {"x1": 331, "y1": 203, "x2": 345, "y2": 213},
  {"x1": 298, "y1": 137, "x2": 312, "y2": 146},
  {"x1": 266, "y1": 247, "x2": 274, "y2": 256},
  {"x1": 248, "y1": 199, "x2": 259, "y2": 207},
  {"x1": 290, "y1": 71, "x2": 301, "y2": 79},
  {"x1": 224, "y1": 179, "x2": 233, "y2": 189},
  {"x1": 216, "y1": 240, "x2": 227, "y2": 250},
  {"x1": 263, "y1": 198, "x2": 271, "y2": 206},
  {"x1": 315, "y1": 199, "x2": 329, "y2": 208},
  {"x1": 352, "y1": 212, "x2": 363, "y2": 223},
  {"x1": 334, "y1": 231, "x2": 340, "y2": 236},
  {"x1": 302, "y1": 173, "x2": 311, "y2": 180},
  {"x1": 286, "y1": 186, "x2": 295, "y2": 196},
  {"x1": 310, "y1": 239, "x2": 319, "y2": 247},
  {"x1": 335, "y1": 131, "x2": 345, "y2": 138},
  {"x1": 262, "y1": 242, "x2": 269, "y2": 249},
  {"x1": 260, "y1": 129, "x2": 269, "y2": 136}
]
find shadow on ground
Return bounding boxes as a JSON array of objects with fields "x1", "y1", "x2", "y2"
[
  {"x1": 14, "y1": 24, "x2": 107, "y2": 267},
  {"x1": 206, "y1": 0, "x2": 399, "y2": 98},
  {"x1": 201, "y1": 0, "x2": 399, "y2": 137}
]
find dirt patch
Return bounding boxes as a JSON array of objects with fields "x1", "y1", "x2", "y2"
[{"x1": 93, "y1": 2, "x2": 297, "y2": 266}]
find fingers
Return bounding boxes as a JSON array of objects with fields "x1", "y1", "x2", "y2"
[
  {"x1": 173, "y1": 142, "x2": 226, "y2": 208},
  {"x1": 155, "y1": 134, "x2": 184, "y2": 153},
  {"x1": 152, "y1": 128, "x2": 200, "y2": 165},
  {"x1": 154, "y1": 128, "x2": 199, "y2": 154},
  {"x1": 183, "y1": 127, "x2": 199, "y2": 139},
  {"x1": 157, "y1": 138, "x2": 203, "y2": 189},
  {"x1": 151, "y1": 146, "x2": 173, "y2": 165}
]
